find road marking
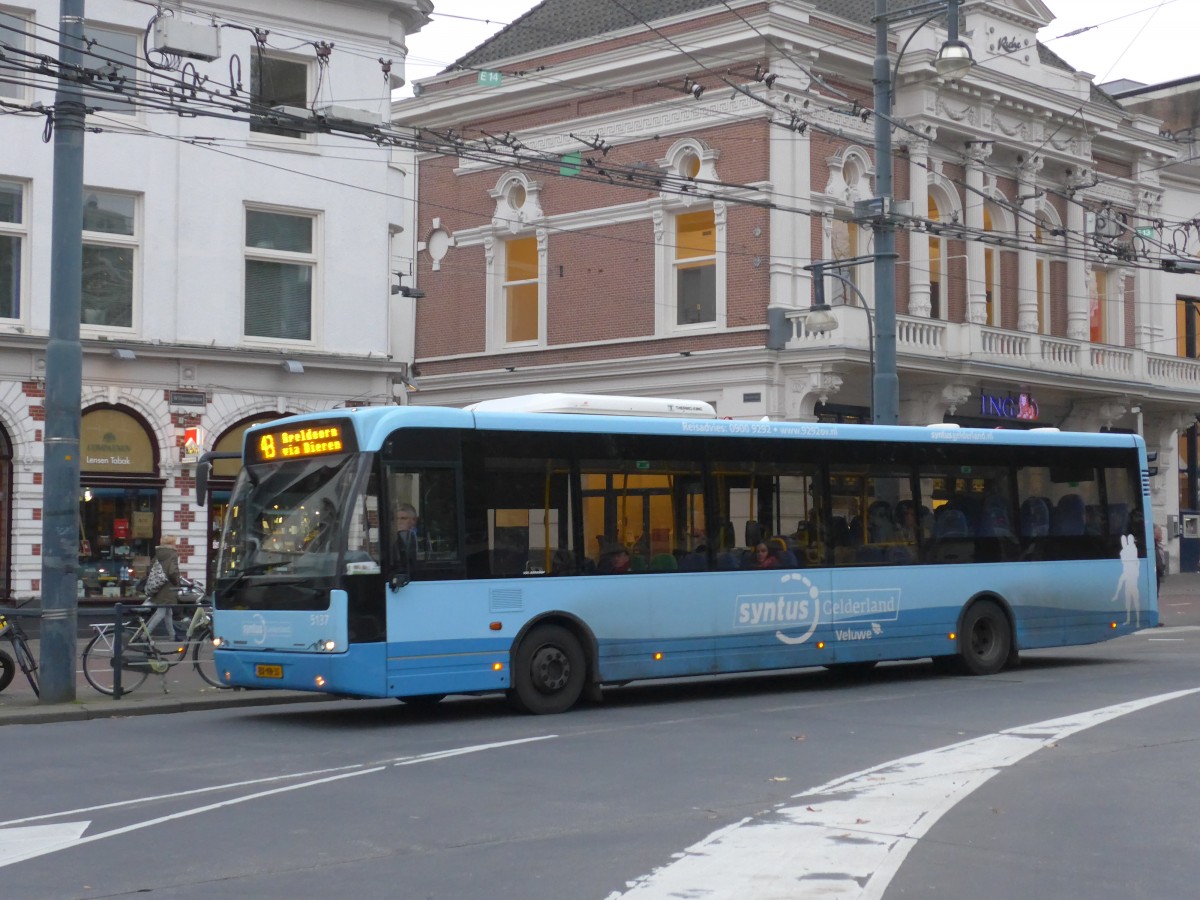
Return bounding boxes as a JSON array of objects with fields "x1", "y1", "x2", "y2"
[
  {"x1": 610, "y1": 688, "x2": 1200, "y2": 899},
  {"x1": 0, "y1": 823, "x2": 89, "y2": 867},
  {"x1": 0, "y1": 735, "x2": 557, "y2": 869}
]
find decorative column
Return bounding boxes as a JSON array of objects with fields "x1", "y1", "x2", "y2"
[
  {"x1": 1016, "y1": 155, "x2": 1043, "y2": 332},
  {"x1": 907, "y1": 137, "x2": 932, "y2": 318},
  {"x1": 965, "y1": 142, "x2": 991, "y2": 324},
  {"x1": 1066, "y1": 169, "x2": 1092, "y2": 341},
  {"x1": 1135, "y1": 187, "x2": 1164, "y2": 349}
]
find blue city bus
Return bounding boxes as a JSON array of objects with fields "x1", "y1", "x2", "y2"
[{"x1": 202, "y1": 394, "x2": 1156, "y2": 714}]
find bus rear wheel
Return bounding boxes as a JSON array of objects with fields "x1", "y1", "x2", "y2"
[
  {"x1": 510, "y1": 625, "x2": 585, "y2": 715},
  {"x1": 956, "y1": 600, "x2": 1012, "y2": 676}
]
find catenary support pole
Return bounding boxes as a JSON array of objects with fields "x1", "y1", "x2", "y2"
[
  {"x1": 872, "y1": 0, "x2": 899, "y2": 425},
  {"x1": 39, "y1": 0, "x2": 87, "y2": 702}
]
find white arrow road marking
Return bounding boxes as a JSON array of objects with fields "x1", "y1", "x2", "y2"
[
  {"x1": 0, "y1": 823, "x2": 90, "y2": 867},
  {"x1": 611, "y1": 688, "x2": 1200, "y2": 899},
  {"x1": 0, "y1": 735, "x2": 556, "y2": 870}
]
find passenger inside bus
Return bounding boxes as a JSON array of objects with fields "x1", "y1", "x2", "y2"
[{"x1": 597, "y1": 543, "x2": 631, "y2": 574}]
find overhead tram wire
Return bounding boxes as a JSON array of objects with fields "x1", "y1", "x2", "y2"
[
  {"x1": 13, "y1": 6, "x2": 1191, "y2": 283},
  {"x1": 3, "y1": 0, "x2": 1133, "y2": 267}
]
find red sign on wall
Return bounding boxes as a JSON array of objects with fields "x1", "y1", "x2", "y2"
[{"x1": 113, "y1": 518, "x2": 130, "y2": 540}]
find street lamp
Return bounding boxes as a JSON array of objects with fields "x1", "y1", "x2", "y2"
[
  {"x1": 805, "y1": 257, "x2": 885, "y2": 417},
  {"x1": 869, "y1": 0, "x2": 974, "y2": 424}
]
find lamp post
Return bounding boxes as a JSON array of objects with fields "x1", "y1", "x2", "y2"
[
  {"x1": 868, "y1": 0, "x2": 974, "y2": 424},
  {"x1": 805, "y1": 254, "x2": 896, "y2": 418}
]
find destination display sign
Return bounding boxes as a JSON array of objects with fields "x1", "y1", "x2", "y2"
[{"x1": 247, "y1": 418, "x2": 357, "y2": 463}]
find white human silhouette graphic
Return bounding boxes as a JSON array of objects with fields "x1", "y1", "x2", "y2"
[{"x1": 1110, "y1": 534, "x2": 1141, "y2": 627}]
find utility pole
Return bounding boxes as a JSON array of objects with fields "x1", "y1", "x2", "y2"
[
  {"x1": 39, "y1": 0, "x2": 87, "y2": 702},
  {"x1": 871, "y1": 0, "x2": 899, "y2": 426}
]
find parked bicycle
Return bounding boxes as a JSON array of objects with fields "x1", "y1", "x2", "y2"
[
  {"x1": 0, "y1": 601, "x2": 39, "y2": 697},
  {"x1": 81, "y1": 579, "x2": 228, "y2": 695}
]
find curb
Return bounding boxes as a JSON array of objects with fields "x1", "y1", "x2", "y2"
[{"x1": 0, "y1": 689, "x2": 340, "y2": 726}]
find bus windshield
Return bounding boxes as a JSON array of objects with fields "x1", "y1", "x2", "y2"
[{"x1": 216, "y1": 453, "x2": 366, "y2": 584}]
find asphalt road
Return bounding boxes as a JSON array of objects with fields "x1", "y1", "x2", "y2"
[{"x1": 2, "y1": 622, "x2": 1198, "y2": 900}]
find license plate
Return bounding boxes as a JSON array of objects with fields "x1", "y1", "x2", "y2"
[{"x1": 255, "y1": 664, "x2": 283, "y2": 679}]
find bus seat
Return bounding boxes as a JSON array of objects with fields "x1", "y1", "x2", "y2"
[
  {"x1": 716, "y1": 551, "x2": 741, "y2": 571},
  {"x1": 1052, "y1": 494, "x2": 1086, "y2": 535},
  {"x1": 680, "y1": 549, "x2": 708, "y2": 572},
  {"x1": 744, "y1": 521, "x2": 763, "y2": 546},
  {"x1": 979, "y1": 495, "x2": 1013, "y2": 537},
  {"x1": 770, "y1": 537, "x2": 800, "y2": 568},
  {"x1": 934, "y1": 508, "x2": 970, "y2": 540},
  {"x1": 650, "y1": 553, "x2": 678, "y2": 572},
  {"x1": 1019, "y1": 497, "x2": 1050, "y2": 537}
]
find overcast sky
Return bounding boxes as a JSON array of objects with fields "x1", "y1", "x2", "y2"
[{"x1": 397, "y1": 0, "x2": 1194, "y2": 97}]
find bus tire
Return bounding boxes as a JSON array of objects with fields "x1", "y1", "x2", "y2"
[
  {"x1": 957, "y1": 600, "x2": 1012, "y2": 676},
  {"x1": 510, "y1": 624, "x2": 585, "y2": 715}
]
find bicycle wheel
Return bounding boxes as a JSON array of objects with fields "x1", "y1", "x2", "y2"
[
  {"x1": 12, "y1": 634, "x2": 38, "y2": 697},
  {"x1": 191, "y1": 628, "x2": 229, "y2": 689},
  {"x1": 82, "y1": 626, "x2": 150, "y2": 696},
  {"x1": 0, "y1": 648, "x2": 13, "y2": 693}
]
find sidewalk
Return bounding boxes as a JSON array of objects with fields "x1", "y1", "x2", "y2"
[{"x1": 0, "y1": 633, "x2": 337, "y2": 726}]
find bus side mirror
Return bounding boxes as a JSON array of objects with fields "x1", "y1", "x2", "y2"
[{"x1": 194, "y1": 451, "x2": 243, "y2": 502}]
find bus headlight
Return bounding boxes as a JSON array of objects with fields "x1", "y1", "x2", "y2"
[
  {"x1": 322, "y1": 639, "x2": 337, "y2": 652},
  {"x1": 212, "y1": 636, "x2": 224, "y2": 648}
]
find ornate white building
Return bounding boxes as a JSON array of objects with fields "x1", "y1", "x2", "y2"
[{"x1": 396, "y1": 0, "x2": 1200, "y2": 569}]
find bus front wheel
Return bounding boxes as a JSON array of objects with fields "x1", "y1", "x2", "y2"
[
  {"x1": 956, "y1": 600, "x2": 1012, "y2": 676},
  {"x1": 510, "y1": 625, "x2": 585, "y2": 715}
]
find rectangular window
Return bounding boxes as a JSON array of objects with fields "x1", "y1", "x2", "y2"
[
  {"x1": 504, "y1": 236, "x2": 539, "y2": 343},
  {"x1": 830, "y1": 219, "x2": 860, "y2": 307},
  {"x1": 0, "y1": 178, "x2": 23, "y2": 319},
  {"x1": 0, "y1": 10, "x2": 29, "y2": 100},
  {"x1": 244, "y1": 208, "x2": 316, "y2": 341},
  {"x1": 675, "y1": 210, "x2": 716, "y2": 325},
  {"x1": 250, "y1": 54, "x2": 309, "y2": 138},
  {"x1": 82, "y1": 189, "x2": 137, "y2": 328},
  {"x1": 82, "y1": 24, "x2": 139, "y2": 113},
  {"x1": 829, "y1": 463, "x2": 918, "y2": 566}
]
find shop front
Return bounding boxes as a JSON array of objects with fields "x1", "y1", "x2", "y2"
[{"x1": 77, "y1": 406, "x2": 162, "y2": 601}]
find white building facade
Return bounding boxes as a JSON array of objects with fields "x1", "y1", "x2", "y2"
[{"x1": 0, "y1": 0, "x2": 430, "y2": 599}]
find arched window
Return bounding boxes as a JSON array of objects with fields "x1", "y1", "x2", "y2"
[
  {"x1": 486, "y1": 173, "x2": 546, "y2": 349},
  {"x1": 655, "y1": 139, "x2": 726, "y2": 334}
]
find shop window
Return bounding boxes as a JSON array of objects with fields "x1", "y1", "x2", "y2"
[{"x1": 78, "y1": 487, "x2": 159, "y2": 600}]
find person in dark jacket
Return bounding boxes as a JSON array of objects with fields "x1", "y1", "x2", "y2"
[
  {"x1": 1154, "y1": 524, "x2": 1167, "y2": 589},
  {"x1": 146, "y1": 534, "x2": 183, "y2": 639}
]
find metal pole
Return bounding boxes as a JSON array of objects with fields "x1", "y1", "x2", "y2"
[
  {"x1": 826, "y1": 271, "x2": 876, "y2": 417},
  {"x1": 872, "y1": 0, "x2": 899, "y2": 425},
  {"x1": 39, "y1": 0, "x2": 87, "y2": 702}
]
